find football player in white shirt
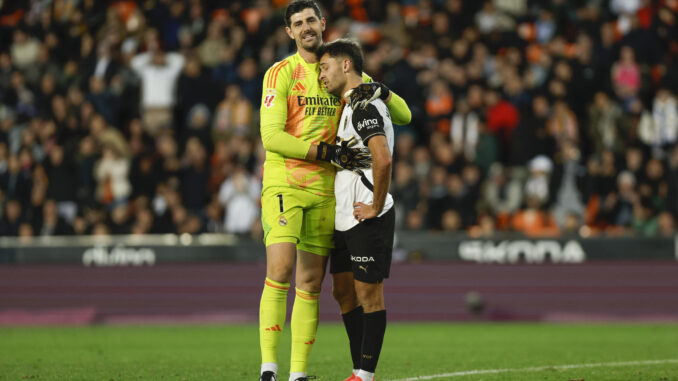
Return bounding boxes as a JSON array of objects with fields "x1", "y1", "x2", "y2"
[{"x1": 318, "y1": 39, "x2": 396, "y2": 381}]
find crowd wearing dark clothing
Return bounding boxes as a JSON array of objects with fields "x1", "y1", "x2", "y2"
[{"x1": 1, "y1": 0, "x2": 678, "y2": 239}]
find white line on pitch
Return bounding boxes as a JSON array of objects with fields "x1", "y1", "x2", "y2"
[{"x1": 387, "y1": 358, "x2": 678, "y2": 381}]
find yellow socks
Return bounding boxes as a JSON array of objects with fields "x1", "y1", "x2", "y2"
[
  {"x1": 289, "y1": 287, "x2": 320, "y2": 374},
  {"x1": 259, "y1": 278, "x2": 290, "y2": 365},
  {"x1": 260, "y1": 281, "x2": 320, "y2": 377}
]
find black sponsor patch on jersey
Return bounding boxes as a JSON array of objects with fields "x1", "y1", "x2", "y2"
[{"x1": 352, "y1": 103, "x2": 385, "y2": 144}]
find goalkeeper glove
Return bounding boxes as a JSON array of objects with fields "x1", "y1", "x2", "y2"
[
  {"x1": 346, "y1": 82, "x2": 391, "y2": 110},
  {"x1": 316, "y1": 137, "x2": 371, "y2": 170}
]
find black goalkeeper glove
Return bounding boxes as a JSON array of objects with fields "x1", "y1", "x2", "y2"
[
  {"x1": 346, "y1": 82, "x2": 391, "y2": 110},
  {"x1": 316, "y1": 137, "x2": 371, "y2": 170}
]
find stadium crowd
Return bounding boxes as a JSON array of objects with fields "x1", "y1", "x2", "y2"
[{"x1": 1, "y1": 0, "x2": 678, "y2": 239}]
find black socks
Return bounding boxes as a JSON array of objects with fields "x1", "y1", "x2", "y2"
[
  {"x1": 360, "y1": 309, "x2": 386, "y2": 373},
  {"x1": 341, "y1": 305, "x2": 364, "y2": 369}
]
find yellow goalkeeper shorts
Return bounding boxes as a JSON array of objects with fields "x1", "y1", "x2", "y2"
[{"x1": 261, "y1": 186, "x2": 335, "y2": 256}]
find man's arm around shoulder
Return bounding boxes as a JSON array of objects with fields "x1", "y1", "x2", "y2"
[{"x1": 259, "y1": 59, "x2": 313, "y2": 159}]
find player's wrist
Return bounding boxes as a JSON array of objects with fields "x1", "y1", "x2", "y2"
[
  {"x1": 378, "y1": 83, "x2": 391, "y2": 101},
  {"x1": 315, "y1": 141, "x2": 335, "y2": 163}
]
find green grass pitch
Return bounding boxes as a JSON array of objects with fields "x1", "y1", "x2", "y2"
[{"x1": 1, "y1": 323, "x2": 678, "y2": 380}]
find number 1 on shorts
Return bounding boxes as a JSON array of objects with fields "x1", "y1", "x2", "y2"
[{"x1": 277, "y1": 194, "x2": 284, "y2": 213}]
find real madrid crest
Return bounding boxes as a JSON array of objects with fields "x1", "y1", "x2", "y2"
[{"x1": 279, "y1": 216, "x2": 288, "y2": 226}]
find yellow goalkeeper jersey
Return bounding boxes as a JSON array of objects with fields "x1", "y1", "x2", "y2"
[
  {"x1": 260, "y1": 51, "x2": 412, "y2": 197},
  {"x1": 260, "y1": 52, "x2": 343, "y2": 197}
]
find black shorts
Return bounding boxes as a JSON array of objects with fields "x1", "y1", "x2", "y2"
[{"x1": 330, "y1": 208, "x2": 395, "y2": 284}]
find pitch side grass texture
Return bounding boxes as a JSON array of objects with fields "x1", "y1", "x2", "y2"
[{"x1": 1, "y1": 323, "x2": 677, "y2": 381}]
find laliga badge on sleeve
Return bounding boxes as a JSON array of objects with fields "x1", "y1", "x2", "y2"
[{"x1": 264, "y1": 94, "x2": 276, "y2": 108}]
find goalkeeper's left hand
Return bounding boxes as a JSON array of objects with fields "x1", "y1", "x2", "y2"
[{"x1": 345, "y1": 82, "x2": 391, "y2": 110}]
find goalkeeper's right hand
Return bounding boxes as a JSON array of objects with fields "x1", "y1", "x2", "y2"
[{"x1": 316, "y1": 137, "x2": 371, "y2": 170}]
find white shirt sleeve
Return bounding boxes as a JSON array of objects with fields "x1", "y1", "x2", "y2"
[
  {"x1": 131, "y1": 52, "x2": 151, "y2": 75},
  {"x1": 165, "y1": 52, "x2": 185, "y2": 76}
]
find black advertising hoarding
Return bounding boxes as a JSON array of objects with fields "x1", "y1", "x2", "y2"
[{"x1": 0, "y1": 233, "x2": 676, "y2": 265}]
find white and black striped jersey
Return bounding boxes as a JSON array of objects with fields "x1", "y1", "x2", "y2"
[{"x1": 334, "y1": 99, "x2": 394, "y2": 232}]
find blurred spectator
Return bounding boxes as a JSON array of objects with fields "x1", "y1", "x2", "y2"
[
  {"x1": 524, "y1": 155, "x2": 554, "y2": 208},
  {"x1": 131, "y1": 42, "x2": 185, "y2": 136},
  {"x1": 441, "y1": 209, "x2": 462, "y2": 232},
  {"x1": 172, "y1": 205, "x2": 203, "y2": 235},
  {"x1": 426, "y1": 81, "x2": 454, "y2": 135},
  {"x1": 183, "y1": 103, "x2": 212, "y2": 150},
  {"x1": 86, "y1": 42, "x2": 120, "y2": 85},
  {"x1": 483, "y1": 163, "x2": 523, "y2": 230},
  {"x1": 36, "y1": 199, "x2": 73, "y2": 236},
  {"x1": 72, "y1": 213, "x2": 89, "y2": 235},
  {"x1": 236, "y1": 57, "x2": 261, "y2": 106},
  {"x1": 44, "y1": 145, "x2": 77, "y2": 222},
  {"x1": 468, "y1": 214, "x2": 497, "y2": 238},
  {"x1": 156, "y1": 132, "x2": 180, "y2": 180},
  {"x1": 443, "y1": 173, "x2": 476, "y2": 229},
  {"x1": 109, "y1": 204, "x2": 131, "y2": 235},
  {"x1": 198, "y1": 21, "x2": 226, "y2": 68},
  {"x1": 667, "y1": 146, "x2": 678, "y2": 218},
  {"x1": 484, "y1": 89, "x2": 519, "y2": 163},
  {"x1": 612, "y1": 46, "x2": 641, "y2": 102},
  {"x1": 0, "y1": 142, "x2": 7, "y2": 173},
  {"x1": 449, "y1": 98, "x2": 479, "y2": 161},
  {"x1": 638, "y1": 88, "x2": 678, "y2": 151},
  {"x1": 475, "y1": 2, "x2": 499, "y2": 34},
  {"x1": 511, "y1": 95, "x2": 551, "y2": 166},
  {"x1": 546, "y1": 101, "x2": 578, "y2": 150},
  {"x1": 632, "y1": 198, "x2": 658, "y2": 237},
  {"x1": 130, "y1": 207, "x2": 154, "y2": 235},
  {"x1": 610, "y1": 0, "x2": 642, "y2": 15},
  {"x1": 207, "y1": 140, "x2": 235, "y2": 194},
  {"x1": 10, "y1": 28, "x2": 40, "y2": 70},
  {"x1": 588, "y1": 92, "x2": 631, "y2": 156},
  {"x1": 87, "y1": 75, "x2": 120, "y2": 127},
  {"x1": 1, "y1": 154, "x2": 32, "y2": 206},
  {"x1": 204, "y1": 199, "x2": 224, "y2": 233},
  {"x1": 0, "y1": 199, "x2": 23, "y2": 236},
  {"x1": 391, "y1": 161, "x2": 420, "y2": 229},
  {"x1": 213, "y1": 84, "x2": 253, "y2": 139},
  {"x1": 602, "y1": 171, "x2": 639, "y2": 229},
  {"x1": 511, "y1": 194, "x2": 559, "y2": 237},
  {"x1": 92, "y1": 222, "x2": 110, "y2": 236},
  {"x1": 553, "y1": 143, "x2": 585, "y2": 230},
  {"x1": 657, "y1": 211, "x2": 676, "y2": 237},
  {"x1": 95, "y1": 145, "x2": 131, "y2": 206},
  {"x1": 180, "y1": 137, "x2": 210, "y2": 211},
  {"x1": 75, "y1": 136, "x2": 97, "y2": 205},
  {"x1": 425, "y1": 166, "x2": 449, "y2": 230},
  {"x1": 176, "y1": 56, "x2": 218, "y2": 138},
  {"x1": 218, "y1": 167, "x2": 261, "y2": 235},
  {"x1": 18, "y1": 222, "x2": 34, "y2": 239},
  {"x1": 473, "y1": 123, "x2": 498, "y2": 175},
  {"x1": 212, "y1": 46, "x2": 239, "y2": 85},
  {"x1": 640, "y1": 157, "x2": 668, "y2": 210}
]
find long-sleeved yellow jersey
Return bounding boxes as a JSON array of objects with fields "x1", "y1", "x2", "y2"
[{"x1": 260, "y1": 51, "x2": 411, "y2": 197}]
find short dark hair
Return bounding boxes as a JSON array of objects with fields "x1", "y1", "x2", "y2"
[
  {"x1": 317, "y1": 38, "x2": 364, "y2": 75},
  {"x1": 285, "y1": 0, "x2": 322, "y2": 28}
]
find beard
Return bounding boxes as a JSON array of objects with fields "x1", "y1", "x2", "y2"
[{"x1": 299, "y1": 32, "x2": 321, "y2": 52}]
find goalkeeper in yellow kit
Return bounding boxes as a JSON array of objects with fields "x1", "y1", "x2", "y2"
[{"x1": 257, "y1": 1, "x2": 411, "y2": 381}]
